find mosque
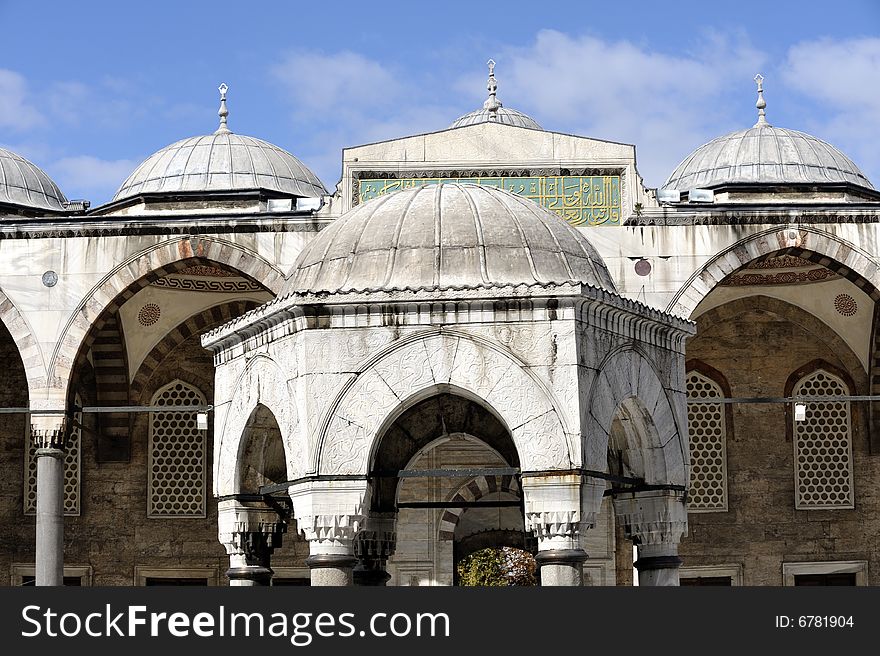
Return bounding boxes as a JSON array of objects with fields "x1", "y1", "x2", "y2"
[{"x1": 1, "y1": 63, "x2": 878, "y2": 586}]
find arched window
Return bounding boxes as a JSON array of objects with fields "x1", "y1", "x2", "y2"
[
  {"x1": 792, "y1": 369, "x2": 854, "y2": 510},
  {"x1": 25, "y1": 395, "x2": 81, "y2": 516},
  {"x1": 148, "y1": 380, "x2": 206, "y2": 518},
  {"x1": 686, "y1": 369, "x2": 728, "y2": 512}
]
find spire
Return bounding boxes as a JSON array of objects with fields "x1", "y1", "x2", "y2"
[
  {"x1": 482, "y1": 59, "x2": 502, "y2": 118},
  {"x1": 753, "y1": 73, "x2": 770, "y2": 128},
  {"x1": 215, "y1": 82, "x2": 231, "y2": 135}
]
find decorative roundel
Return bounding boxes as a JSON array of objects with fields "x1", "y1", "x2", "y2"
[
  {"x1": 138, "y1": 303, "x2": 162, "y2": 326},
  {"x1": 634, "y1": 258, "x2": 652, "y2": 276},
  {"x1": 41, "y1": 270, "x2": 58, "y2": 287},
  {"x1": 834, "y1": 293, "x2": 858, "y2": 317}
]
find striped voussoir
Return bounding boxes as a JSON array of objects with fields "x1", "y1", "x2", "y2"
[{"x1": 437, "y1": 475, "x2": 521, "y2": 540}]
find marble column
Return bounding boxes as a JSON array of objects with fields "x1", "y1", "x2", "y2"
[
  {"x1": 522, "y1": 474, "x2": 597, "y2": 587},
  {"x1": 218, "y1": 498, "x2": 287, "y2": 586},
  {"x1": 288, "y1": 479, "x2": 369, "y2": 587},
  {"x1": 353, "y1": 513, "x2": 396, "y2": 586},
  {"x1": 33, "y1": 415, "x2": 69, "y2": 587},
  {"x1": 612, "y1": 489, "x2": 688, "y2": 586}
]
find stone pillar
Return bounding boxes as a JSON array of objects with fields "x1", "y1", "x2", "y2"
[
  {"x1": 32, "y1": 415, "x2": 69, "y2": 587},
  {"x1": 522, "y1": 474, "x2": 598, "y2": 586},
  {"x1": 353, "y1": 513, "x2": 397, "y2": 586},
  {"x1": 612, "y1": 489, "x2": 688, "y2": 586},
  {"x1": 288, "y1": 479, "x2": 369, "y2": 587},
  {"x1": 218, "y1": 498, "x2": 287, "y2": 586}
]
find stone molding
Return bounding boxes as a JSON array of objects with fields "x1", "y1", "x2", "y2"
[
  {"x1": 612, "y1": 489, "x2": 688, "y2": 546},
  {"x1": 521, "y1": 474, "x2": 596, "y2": 550}
]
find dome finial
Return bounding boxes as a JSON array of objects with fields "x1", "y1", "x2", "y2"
[
  {"x1": 215, "y1": 82, "x2": 231, "y2": 135},
  {"x1": 483, "y1": 59, "x2": 502, "y2": 118},
  {"x1": 754, "y1": 73, "x2": 770, "y2": 127}
]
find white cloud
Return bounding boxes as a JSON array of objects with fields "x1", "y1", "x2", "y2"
[
  {"x1": 0, "y1": 69, "x2": 45, "y2": 131},
  {"x1": 781, "y1": 37, "x2": 880, "y2": 185},
  {"x1": 50, "y1": 155, "x2": 138, "y2": 204},
  {"x1": 494, "y1": 29, "x2": 766, "y2": 186},
  {"x1": 272, "y1": 50, "x2": 404, "y2": 117},
  {"x1": 271, "y1": 49, "x2": 458, "y2": 187}
]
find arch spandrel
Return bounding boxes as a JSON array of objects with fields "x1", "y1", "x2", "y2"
[
  {"x1": 214, "y1": 354, "x2": 301, "y2": 496},
  {"x1": 316, "y1": 332, "x2": 576, "y2": 476}
]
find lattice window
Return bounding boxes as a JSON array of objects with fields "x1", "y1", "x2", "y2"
[
  {"x1": 686, "y1": 371, "x2": 728, "y2": 512},
  {"x1": 148, "y1": 381, "x2": 206, "y2": 518},
  {"x1": 793, "y1": 370, "x2": 853, "y2": 510},
  {"x1": 24, "y1": 404, "x2": 81, "y2": 516}
]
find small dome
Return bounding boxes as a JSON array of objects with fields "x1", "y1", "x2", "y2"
[
  {"x1": 112, "y1": 84, "x2": 327, "y2": 204},
  {"x1": 0, "y1": 147, "x2": 67, "y2": 212},
  {"x1": 284, "y1": 183, "x2": 614, "y2": 295},
  {"x1": 663, "y1": 75, "x2": 873, "y2": 192},
  {"x1": 450, "y1": 60, "x2": 542, "y2": 131},
  {"x1": 451, "y1": 107, "x2": 543, "y2": 130}
]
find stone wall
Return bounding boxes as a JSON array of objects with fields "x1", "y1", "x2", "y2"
[{"x1": 680, "y1": 295, "x2": 879, "y2": 585}]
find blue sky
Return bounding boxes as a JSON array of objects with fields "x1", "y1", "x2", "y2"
[{"x1": 1, "y1": 0, "x2": 878, "y2": 205}]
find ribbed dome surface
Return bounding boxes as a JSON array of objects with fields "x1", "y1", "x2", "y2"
[
  {"x1": 0, "y1": 148, "x2": 67, "y2": 211},
  {"x1": 450, "y1": 107, "x2": 542, "y2": 130},
  {"x1": 284, "y1": 183, "x2": 614, "y2": 295},
  {"x1": 113, "y1": 133, "x2": 327, "y2": 202},
  {"x1": 663, "y1": 125, "x2": 873, "y2": 191}
]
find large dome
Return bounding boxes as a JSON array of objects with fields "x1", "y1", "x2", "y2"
[
  {"x1": 663, "y1": 77, "x2": 873, "y2": 192},
  {"x1": 112, "y1": 85, "x2": 326, "y2": 204},
  {"x1": 0, "y1": 147, "x2": 67, "y2": 212},
  {"x1": 284, "y1": 183, "x2": 614, "y2": 295},
  {"x1": 112, "y1": 133, "x2": 327, "y2": 203},
  {"x1": 662, "y1": 125, "x2": 874, "y2": 191},
  {"x1": 450, "y1": 60, "x2": 542, "y2": 131}
]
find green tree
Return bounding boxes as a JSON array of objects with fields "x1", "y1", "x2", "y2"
[{"x1": 457, "y1": 547, "x2": 537, "y2": 586}]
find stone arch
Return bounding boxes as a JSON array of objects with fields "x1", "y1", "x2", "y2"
[
  {"x1": 667, "y1": 226, "x2": 880, "y2": 319},
  {"x1": 215, "y1": 354, "x2": 301, "y2": 496},
  {"x1": 45, "y1": 236, "x2": 283, "y2": 402},
  {"x1": 316, "y1": 330, "x2": 576, "y2": 476},
  {"x1": 437, "y1": 475, "x2": 522, "y2": 540},
  {"x1": 0, "y1": 287, "x2": 45, "y2": 396},
  {"x1": 586, "y1": 346, "x2": 687, "y2": 487},
  {"x1": 130, "y1": 300, "x2": 261, "y2": 402}
]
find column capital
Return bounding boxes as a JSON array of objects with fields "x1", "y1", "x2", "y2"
[
  {"x1": 217, "y1": 498, "x2": 287, "y2": 557},
  {"x1": 30, "y1": 414, "x2": 70, "y2": 451},
  {"x1": 521, "y1": 474, "x2": 600, "y2": 550},
  {"x1": 287, "y1": 479, "x2": 370, "y2": 553},
  {"x1": 354, "y1": 513, "x2": 397, "y2": 560},
  {"x1": 612, "y1": 489, "x2": 688, "y2": 546}
]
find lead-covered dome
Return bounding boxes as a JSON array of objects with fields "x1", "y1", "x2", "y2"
[
  {"x1": 112, "y1": 84, "x2": 327, "y2": 204},
  {"x1": 0, "y1": 147, "x2": 68, "y2": 212},
  {"x1": 663, "y1": 76, "x2": 874, "y2": 192},
  {"x1": 450, "y1": 60, "x2": 542, "y2": 130},
  {"x1": 285, "y1": 183, "x2": 614, "y2": 295}
]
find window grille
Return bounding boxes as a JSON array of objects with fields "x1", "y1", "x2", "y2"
[
  {"x1": 148, "y1": 380, "x2": 206, "y2": 517},
  {"x1": 793, "y1": 370, "x2": 853, "y2": 510},
  {"x1": 686, "y1": 371, "x2": 728, "y2": 511}
]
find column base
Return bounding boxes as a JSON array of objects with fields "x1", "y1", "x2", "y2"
[
  {"x1": 226, "y1": 565, "x2": 274, "y2": 586},
  {"x1": 307, "y1": 554, "x2": 359, "y2": 586},
  {"x1": 536, "y1": 549, "x2": 587, "y2": 586}
]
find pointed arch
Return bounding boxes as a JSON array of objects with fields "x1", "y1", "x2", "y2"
[
  {"x1": 214, "y1": 354, "x2": 301, "y2": 496},
  {"x1": 43, "y1": 236, "x2": 283, "y2": 406},
  {"x1": 668, "y1": 226, "x2": 880, "y2": 319}
]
